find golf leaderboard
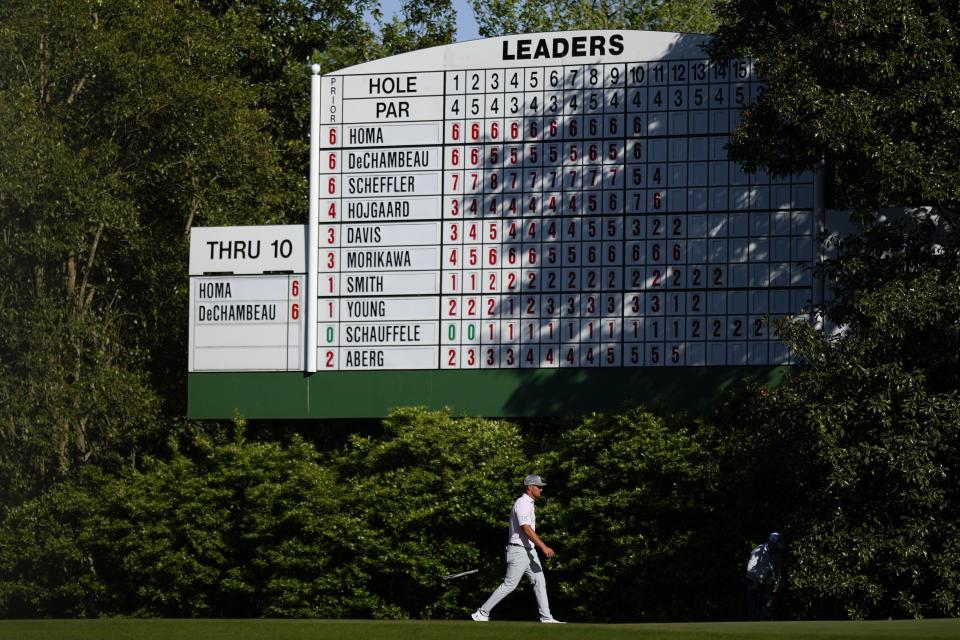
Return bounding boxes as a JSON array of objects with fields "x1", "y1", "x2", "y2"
[
  {"x1": 188, "y1": 30, "x2": 824, "y2": 417},
  {"x1": 314, "y1": 31, "x2": 818, "y2": 371}
]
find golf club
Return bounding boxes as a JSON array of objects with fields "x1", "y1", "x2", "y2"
[{"x1": 442, "y1": 568, "x2": 479, "y2": 581}]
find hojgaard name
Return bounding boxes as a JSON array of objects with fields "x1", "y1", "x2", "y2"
[{"x1": 502, "y1": 34, "x2": 624, "y2": 61}]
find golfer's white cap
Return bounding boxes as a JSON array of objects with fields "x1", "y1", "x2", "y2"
[
  {"x1": 524, "y1": 474, "x2": 547, "y2": 486},
  {"x1": 769, "y1": 532, "x2": 781, "y2": 543}
]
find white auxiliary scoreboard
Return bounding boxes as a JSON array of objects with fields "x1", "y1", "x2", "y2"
[
  {"x1": 188, "y1": 225, "x2": 307, "y2": 372},
  {"x1": 311, "y1": 30, "x2": 821, "y2": 373}
]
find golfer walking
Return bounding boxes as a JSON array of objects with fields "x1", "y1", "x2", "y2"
[{"x1": 471, "y1": 474, "x2": 564, "y2": 623}]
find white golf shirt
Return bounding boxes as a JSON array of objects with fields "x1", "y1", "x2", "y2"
[{"x1": 507, "y1": 493, "x2": 536, "y2": 549}]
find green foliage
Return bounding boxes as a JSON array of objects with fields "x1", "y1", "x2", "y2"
[
  {"x1": 470, "y1": 0, "x2": 717, "y2": 38},
  {"x1": 707, "y1": 1, "x2": 960, "y2": 618},
  {"x1": 0, "y1": 471, "x2": 110, "y2": 617},
  {"x1": 824, "y1": 211, "x2": 960, "y2": 390},
  {"x1": 0, "y1": 430, "x2": 356, "y2": 617},
  {"x1": 331, "y1": 408, "x2": 528, "y2": 619},
  {"x1": 0, "y1": 0, "x2": 455, "y2": 503},
  {"x1": 0, "y1": 0, "x2": 287, "y2": 498},
  {"x1": 543, "y1": 408, "x2": 725, "y2": 621},
  {"x1": 0, "y1": 298, "x2": 160, "y2": 506},
  {"x1": 377, "y1": 0, "x2": 457, "y2": 56},
  {"x1": 0, "y1": 410, "x2": 531, "y2": 618},
  {"x1": 717, "y1": 339, "x2": 960, "y2": 618},
  {"x1": 712, "y1": 245, "x2": 960, "y2": 618},
  {"x1": 710, "y1": 0, "x2": 960, "y2": 213},
  {"x1": 2, "y1": 397, "x2": 955, "y2": 620}
]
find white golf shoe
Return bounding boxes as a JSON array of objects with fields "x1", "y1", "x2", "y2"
[
  {"x1": 470, "y1": 610, "x2": 489, "y2": 622},
  {"x1": 540, "y1": 617, "x2": 566, "y2": 623}
]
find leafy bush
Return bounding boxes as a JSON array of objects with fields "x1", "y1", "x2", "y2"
[
  {"x1": 330, "y1": 407, "x2": 528, "y2": 619},
  {"x1": 539, "y1": 408, "x2": 725, "y2": 621},
  {"x1": 0, "y1": 410, "x2": 531, "y2": 619},
  {"x1": 0, "y1": 429, "x2": 354, "y2": 617}
]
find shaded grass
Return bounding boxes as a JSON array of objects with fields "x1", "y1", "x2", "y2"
[{"x1": 0, "y1": 619, "x2": 957, "y2": 640}]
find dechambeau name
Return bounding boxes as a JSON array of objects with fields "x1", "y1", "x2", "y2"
[
  {"x1": 197, "y1": 304, "x2": 278, "y2": 322},
  {"x1": 347, "y1": 149, "x2": 429, "y2": 170}
]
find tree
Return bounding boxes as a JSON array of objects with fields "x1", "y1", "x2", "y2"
[
  {"x1": 0, "y1": 0, "x2": 288, "y2": 498},
  {"x1": 470, "y1": 0, "x2": 717, "y2": 37},
  {"x1": 707, "y1": 0, "x2": 960, "y2": 619},
  {"x1": 377, "y1": 0, "x2": 458, "y2": 56},
  {"x1": 713, "y1": 293, "x2": 960, "y2": 619},
  {"x1": 709, "y1": 1, "x2": 960, "y2": 216}
]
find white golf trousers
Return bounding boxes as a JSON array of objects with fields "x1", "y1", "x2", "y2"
[{"x1": 479, "y1": 544, "x2": 552, "y2": 620}]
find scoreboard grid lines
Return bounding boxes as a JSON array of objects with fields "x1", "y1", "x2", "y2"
[{"x1": 317, "y1": 48, "x2": 816, "y2": 371}]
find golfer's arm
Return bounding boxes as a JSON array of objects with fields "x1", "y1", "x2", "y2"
[{"x1": 520, "y1": 524, "x2": 550, "y2": 553}]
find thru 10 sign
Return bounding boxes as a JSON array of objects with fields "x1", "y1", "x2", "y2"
[{"x1": 315, "y1": 30, "x2": 819, "y2": 372}]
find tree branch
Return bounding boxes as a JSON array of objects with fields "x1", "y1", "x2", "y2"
[
  {"x1": 184, "y1": 175, "x2": 203, "y2": 237},
  {"x1": 66, "y1": 76, "x2": 88, "y2": 105},
  {"x1": 78, "y1": 223, "x2": 104, "y2": 312},
  {"x1": 66, "y1": 250, "x2": 77, "y2": 297}
]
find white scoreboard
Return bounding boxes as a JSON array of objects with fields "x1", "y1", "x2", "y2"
[
  {"x1": 188, "y1": 226, "x2": 306, "y2": 371},
  {"x1": 312, "y1": 30, "x2": 820, "y2": 372}
]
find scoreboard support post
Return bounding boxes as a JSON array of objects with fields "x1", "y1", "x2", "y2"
[{"x1": 306, "y1": 63, "x2": 321, "y2": 372}]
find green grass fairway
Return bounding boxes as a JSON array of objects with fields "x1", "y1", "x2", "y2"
[{"x1": 0, "y1": 619, "x2": 956, "y2": 640}]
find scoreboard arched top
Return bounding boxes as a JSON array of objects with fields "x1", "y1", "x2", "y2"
[{"x1": 334, "y1": 30, "x2": 711, "y2": 75}]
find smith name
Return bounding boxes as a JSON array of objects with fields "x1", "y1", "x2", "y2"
[{"x1": 345, "y1": 275, "x2": 384, "y2": 293}]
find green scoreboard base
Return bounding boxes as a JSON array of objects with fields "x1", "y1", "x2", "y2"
[{"x1": 187, "y1": 367, "x2": 785, "y2": 419}]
